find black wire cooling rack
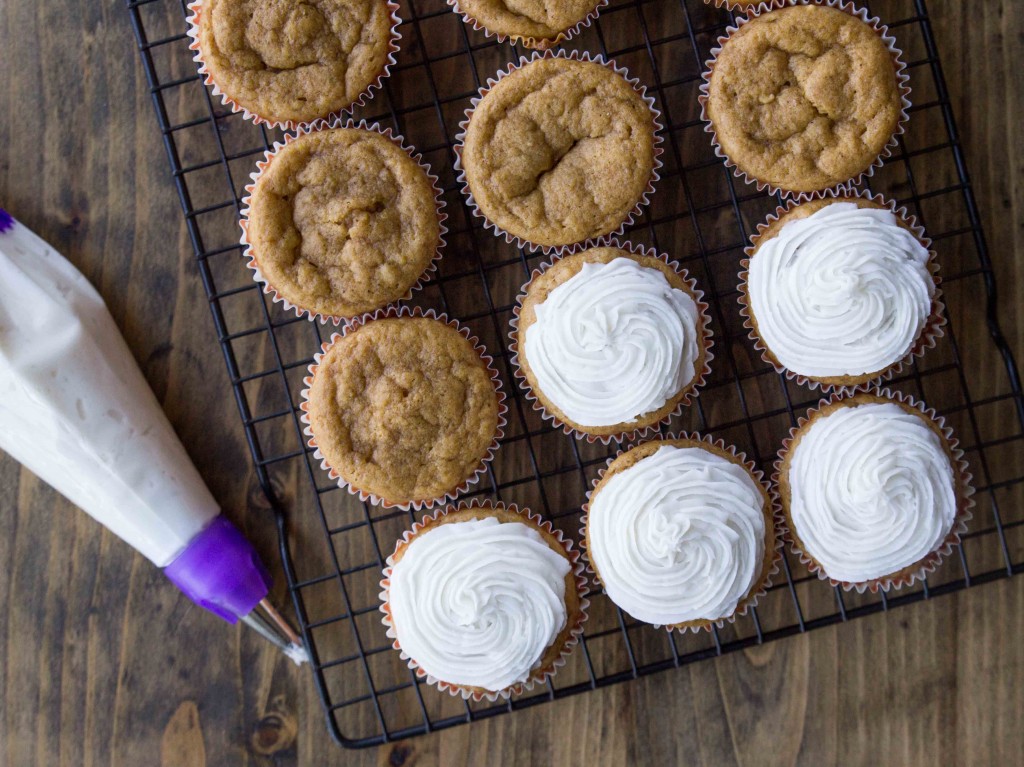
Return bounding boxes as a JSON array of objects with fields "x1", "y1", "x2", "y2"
[{"x1": 128, "y1": 0, "x2": 1024, "y2": 748}]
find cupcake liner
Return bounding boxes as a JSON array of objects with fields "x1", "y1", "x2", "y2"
[
  {"x1": 772, "y1": 387, "x2": 976, "y2": 594},
  {"x1": 239, "y1": 118, "x2": 448, "y2": 326},
  {"x1": 737, "y1": 188, "x2": 946, "y2": 394},
  {"x1": 378, "y1": 500, "x2": 591, "y2": 701},
  {"x1": 508, "y1": 237, "x2": 715, "y2": 444},
  {"x1": 185, "y1": 0, "x2": 401, "y2": 132},
  {"x1": 580, "y1": 433, "x2": 784, "y2": 633},
  {"x1": 447, "y1": 0, "x2": 608, "y2": 50},
  {"x1": 697, "y1": 0, "x2": 912, "y2": 200},
  {"x1": 453, "y1": 50, "x2": 664, "y2": 255},
  {"x1": 298, "y1": 306, "x2": 507, "y2": 510},
  {"x1": 704, "y1": 0, "x2": 785, "y2": 11}
]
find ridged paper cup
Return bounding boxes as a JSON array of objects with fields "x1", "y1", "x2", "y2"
[
  {"x1": 185, "y1": 0, "x2": 400, "y2": 132},
  {"x1": 737, "y1": 189, "x2": 946, "y2": 394},
  {"x1": 773, "y1": 388, "x2": 975, "y2": 593},
  {"x1": 509, "y1": 237, "x2": 714, "y2": 444},
  {"x1": 379, "y1": 500, "x2": 590, "y2": 701},
  {"x1": 698, "y1": 0, "x2": 912, "y2": 200},
  {"x1": 298, "y1": 306, "x2": 507, "y2": 511},
  {"x1": 239, "y1": 118, "x2": 448, "y2": 326},
  {"x1": 704, "y1": 0, "x2": 785, "y2": 10},
  {"x1": 448, "y1": 0, "x2": 608, "y2": 50},
  {"x1": 580, "y1": 433, "x2": 783, "y2": 633},
  {"x1": 454, "y1": 50, "x2": 664, "y2": 255}
]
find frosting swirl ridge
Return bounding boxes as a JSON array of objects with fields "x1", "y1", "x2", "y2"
[
  {"x1": 387, "y1": 517, "x2": 570, "y2": 692},
  {"x1": 787, "y1": 402, "x2": 957, "y2": 583},
  {"x1": 747, "y1": 202, "x2": 934, "y2": 379},
  {"x1": 587, "y1": 444, "x2": 767, "y2": 625},
  {"x1": 524, "y1": 257, "x2": 701, "y2": 427}
]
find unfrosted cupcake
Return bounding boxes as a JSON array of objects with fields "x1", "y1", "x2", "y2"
[
  {"x1": 301, "y1": 310, "x2": 504, "y2": 509},
  {"x1": 584, "y1": 436, "x2": 778, "y2": 630},
  {"x1": 188, "y1": 0, "x2": 399, "y2": 128},
  {"x1": 512, "y1": 243, "x2": 711, "y2": 441},
  {"x1": 700, "y1": 3, "x2": 908, "y2": 196},
  {"x1": 776, "y1": 389, "x2": 973, "y2": 592},
  {"x1": 241, "y1": 124, "x2": 444, "y2": 323},
  {"x1": 739, "y1": 193, "x2": 943, "y2": 391},
  {"x1": 380, "y1": 501, "x2": 588, "y2": 699},
  {"x1": 449, "y1": 0, "x2": 605, "y2": 49},
  {"x1": 457, "y1": 53, "x2": 661, "y2": 252}
]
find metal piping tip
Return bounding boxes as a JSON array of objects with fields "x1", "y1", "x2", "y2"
[{"x1": 242, "y1": 598, "x2": 309, "y2": 665}]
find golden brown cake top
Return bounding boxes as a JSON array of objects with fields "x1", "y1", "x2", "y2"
[
  {"x1": 461, "y1": 57, "x2": 657, "y2": 248},
  {"x1": 196, "y1": 0, "x2": 394, "y2": 124},
  {"x1": 245, "y1": 128, "x2": 441, "y2": 319},
  {"x1": 307, "y1": 317, "x2": 500, "y2": 504},
  {"x1": 705, "y1": 4, "x2": 902, "y2": 193},
  {"x1": 455, "y1": 0, "x2": 602, "y2": 45}
]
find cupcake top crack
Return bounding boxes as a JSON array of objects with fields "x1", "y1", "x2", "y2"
[{"x1": 462, "y1": 57, "x2": 657, "y2": 248}]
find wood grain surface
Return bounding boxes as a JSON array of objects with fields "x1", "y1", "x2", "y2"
[{"x1": 1, "y1": 1, "x2": 1022, "y2": 765}]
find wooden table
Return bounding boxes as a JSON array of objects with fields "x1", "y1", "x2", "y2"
[{"x1": 2, "y1": 1, "x2": 1022, "y2": 764}]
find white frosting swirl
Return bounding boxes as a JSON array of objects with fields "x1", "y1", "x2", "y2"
[
  {"x1": 748, "y1": 203, "x2": 934, "y2": 379},
  {"x1": 387, "y1": 516, "x2": 571, "y2": 692},
  {"x1": 587, "y1": 445, "x2": 767, "y2": 625},
  {"x1": 787, "y1": 402, "x2": 957, "y2": 583},
  {"x1": 523, "y1": 257, "x2": 701, "y2": 427}
]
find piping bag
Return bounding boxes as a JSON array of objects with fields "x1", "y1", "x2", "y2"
[{"x1": 0, "y1": 208, "x2": 308, "y2": 664}]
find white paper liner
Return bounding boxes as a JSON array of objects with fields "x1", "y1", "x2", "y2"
[
  {"x1": 697, "y1": 0, "x2": 913, "y2": 200},
  {"x1": 704, "y1": 0, "x2": 785, "y2": 10},
  {"x1": 453, "y1": 50, "x2": 665, "y2": 254},
  {"x1": 508, "y1": 237, "x2": 715, "y2": 444},
  {"x1": 737, "y1": 188, "x2": 946, "y2": 394},
  {"x1": 298, "y1": 306, "x2": 507, "y2": 510},
  {"x1": 185, "y1": 0, "x2": 401, "y2": 132},
  {"x1": 448, "y1": 0, "x2": 608, "y2": 50},
  {"x1": 238, "y1": 118, "x2": 448, "y2": 326},
  {"x1": 378, "y1": 500, "x2": 590, "y2": 701},
  {"x1": 773, "y1": 387, "x2": 976, "y2": 594},
  {"x1": 580, "y1": 433, "x2": 783, "y2": 633}
]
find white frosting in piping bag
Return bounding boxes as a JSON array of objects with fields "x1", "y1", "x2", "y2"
[
  {"x1": 787, "y1": 402, "x2": 957, "y2": 583},
  {"x1": 387, "y1": 517, "x2": 570, "y2": 692},
  {"x1": 523, "y1": 257, "x2": 701, "y2": 427},
  {"x1": 0, "y1": 219, "x2": 219, "y2": 567},
  {"x1": 587, "y1": 445, "x2": 767, "y2": 625},
  {"x1": 747, "y1": 203, "x2": 934, "y2": 379}
]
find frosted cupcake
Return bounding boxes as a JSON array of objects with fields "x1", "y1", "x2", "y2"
[
  {"x1": 380, "y1": 502, "x2": 588, "y2": 700},
  {"x1": 583, "y1": 436, "x2": 778, "y2": 630},
  {"x1": 776, "y1": 390, "x2": 973, "y2": 592},
  {"x1": 512, "y1": 244, "x2": 711, "y2": 441},
  {"x1": 739, "y1": 193, "x2": 943, "y2": 391}
]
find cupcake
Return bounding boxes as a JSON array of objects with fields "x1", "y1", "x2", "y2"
[
  {"x1": 240, "y1": 123, "x2": 445, "y2": 323},
  {"x1": 449, "y1": 0, "x2": 606, "y2": 49},
  {"x1": 300, "y1": 308, "x2": 506, "y2": 509},
  {"x1": 380, "y1": 501, "x2": 588, "y2": 700},
  {"x1": 699, "y1": 2, "x2": 910, "y2": 197},
  {"x1": 187, "y1": 0, "x2": 399, "y2": 129},
  {"x1": 776, "y1": 389, "x2": 974, "y2": 592},
  {"x1": 583, "y1": 436, "x2": 779, "y2": 630},
  {"x1": 511, "y1": 242, "x2": 712, "y2": 441},
  {"x1": 739, "y1": 192, "x2": 943, "y2": 391},
  {"x1": 456, "y1": 52, "x2": 662, "y2": 252}
]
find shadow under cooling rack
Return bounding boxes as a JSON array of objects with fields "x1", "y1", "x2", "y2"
[{"x1": 127, "y1": 0, "x2": 1024, "y2": 748}]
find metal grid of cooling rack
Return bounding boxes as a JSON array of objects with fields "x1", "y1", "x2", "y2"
[{"x1": 128, "y1": 0, "x2": 1024, "y2": 748}]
